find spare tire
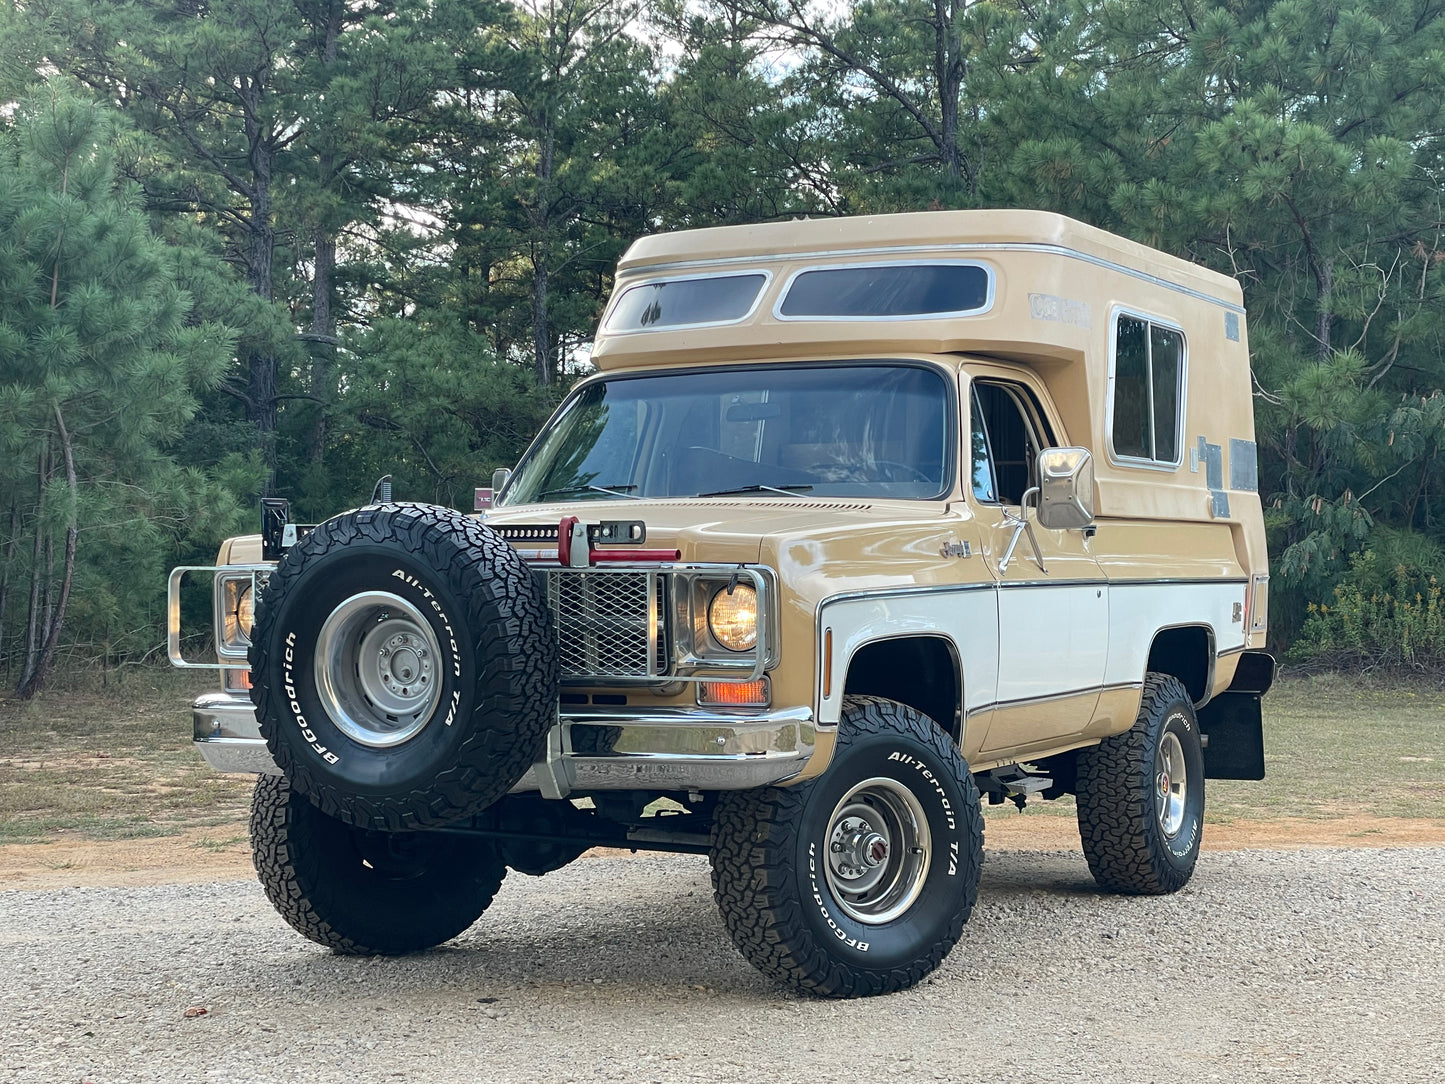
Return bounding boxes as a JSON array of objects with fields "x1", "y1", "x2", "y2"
[{"x1": 248, "y1": 503, "x2": 557, "y2": 831}]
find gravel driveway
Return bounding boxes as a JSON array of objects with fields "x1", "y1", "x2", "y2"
[{"x1": 2, "y1": 846, "x2": 1441, "y2": 1084}]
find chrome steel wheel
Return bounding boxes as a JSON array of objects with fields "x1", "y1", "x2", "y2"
[
  {"x1": 313, "y1": 591, "x2": 444, "y2": 748},
  {"x1": 823, "y1": 776, "x2": 931, "y2": 925},
  {"x1": 1156, "y1": 730, "x2": 1188, "y2": 838}
]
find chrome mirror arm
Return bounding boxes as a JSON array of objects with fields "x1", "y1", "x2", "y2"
[{"x1": 999, "y1": 487, "x2": 1047, "y2": 574}]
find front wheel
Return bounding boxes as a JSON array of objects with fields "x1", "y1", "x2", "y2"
[
  {"x1": 710, "y1": 697, "x2": 983, "y2": 998},
  {"x1": 1075, "y1": 672, "x2": 1205, "y2": 894},
  {"x1": 250, "y1": 774, "x2": 507, "y2": 954}
]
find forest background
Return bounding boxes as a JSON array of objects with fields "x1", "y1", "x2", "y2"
[{"x1": 0, "y1": 0, "x2": 1443, "y2": 696}]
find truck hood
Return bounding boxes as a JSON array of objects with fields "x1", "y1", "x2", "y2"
[{"x1": 481, "y1": 497, "x2": 961, "y2": 586}]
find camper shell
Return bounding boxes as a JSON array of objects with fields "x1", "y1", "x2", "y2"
[{"x1": 596, "y1": 210, "x2": 1261, "y2": 535}]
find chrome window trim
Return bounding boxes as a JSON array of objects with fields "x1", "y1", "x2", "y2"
[
  {"x1": 966, "y1": 376, "x2": 1061, "y2": 507},
  {"x1": 600, "y1": 268, "x2": 773, "y2": 335},
  {"x1": 625, "y1": 241, "x2": 1246, "y2": 315},
  {"x1": 770, "y1": 259, "x2": 996, "y2": 322},
  {"x1": 1105, "y1": 305, "x2": 1188, "y2": 472}
]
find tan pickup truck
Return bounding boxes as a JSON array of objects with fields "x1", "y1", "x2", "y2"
[{"x1": 171, "y1": 209, "x2": 1272, "y2": 998}]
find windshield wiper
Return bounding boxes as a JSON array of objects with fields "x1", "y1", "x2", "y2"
[
  {"x1": 697, "y1": 483, "x2": 816, "y2": 498},
  {"x1": 538, "y1": 483, "x2": 645, "y2": 501}
]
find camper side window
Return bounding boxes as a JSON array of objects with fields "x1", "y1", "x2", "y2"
[{"x1": 1111, "y1": 313, "x2": 1185, "y2": 467}]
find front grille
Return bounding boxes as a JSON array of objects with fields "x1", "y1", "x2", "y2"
[{"x1": 546, "y1": 569, "x2": 667, "y2": 680}]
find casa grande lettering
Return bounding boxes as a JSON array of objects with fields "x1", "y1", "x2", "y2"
[
  {"x1": 283, "y1": 631, "x2": 340, "y2": 765},
  {"x1": 808, "y1": 842, "x2": 870, "y2": 951}
]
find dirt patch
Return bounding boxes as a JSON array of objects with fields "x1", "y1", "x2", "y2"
[
  {"x1": 4, "y1": 813, "x2": 1444, "y2": 892},
  {"x1": 0, "y1": 826, "x2": 255, "y2": 890},
  {"x1": 983, "y1": 812, "x2": 1445, "y2": 852}
]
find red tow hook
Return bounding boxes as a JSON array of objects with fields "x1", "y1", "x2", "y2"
[{"x1": 557, "y1": 515, "x2": 582, "y2": 567}]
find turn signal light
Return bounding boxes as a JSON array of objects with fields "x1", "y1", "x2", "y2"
[{"x1": 699, "y1": 678, "x2": 770, "y2": 708}]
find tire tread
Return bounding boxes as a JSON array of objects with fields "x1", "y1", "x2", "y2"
[
  {"x1": 710, "y1": 696, "x2": 983, "y2": 997},
  {"x1": 250, "y1": 774, "x2": 506, "y2": 954},
  {"x1": 1075, "y1": 673, "x2": 1200, "y2": 895}
]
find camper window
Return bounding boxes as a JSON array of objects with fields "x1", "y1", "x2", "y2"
[{"x1": 1110, "y1": 313, "x2": 1185, "y2": 467}]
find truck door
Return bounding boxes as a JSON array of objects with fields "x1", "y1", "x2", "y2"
[{"x1": 966, "y1": 373, "x2": 1110, "y2": 756}]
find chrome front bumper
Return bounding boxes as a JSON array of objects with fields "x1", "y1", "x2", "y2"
[
  {"x1": 194, "y1": 693, "x2": 284, "y2": 776},
  {"x1": 192, "y1": 693, "x2": 816, "y2": 791}
]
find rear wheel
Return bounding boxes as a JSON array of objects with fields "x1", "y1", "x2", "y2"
[
  {"x1": 710, "y1": 697, "x2": 983, "y2": 997},
  {"x1": 250, "y1": 774, "x2": 506, "y2": 955},
  {"x1": 1075, "y1": 672, "x2": 1205, "y2": 894}
]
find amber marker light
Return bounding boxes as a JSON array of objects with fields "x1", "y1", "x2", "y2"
[
  {"x1": 223, "y1": 667, "x2": 252, "y2": 692},
  {"x1": 699, "y1": 678, "x2": 770, "y2": 708},
  {"x1": 823, "y1": 628, "x2": 833, "y2": 699}
]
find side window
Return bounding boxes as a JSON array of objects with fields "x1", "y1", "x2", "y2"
[
  {"x1": 1111, "y1": 313, "x2": 1185, "y2": 466},
  {"x1": 970, "y1": 380, "x2": 1057, "y2": 506},
  {"x1": 606, "y1": 273, "x2": 767, "y2": 331}
]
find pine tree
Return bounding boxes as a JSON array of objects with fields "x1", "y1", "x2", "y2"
[
  {"x1": 433, "y1": 0, "x2": 673, "y2": 384},
  {"x1": 998, "y1": 0, "x2": 1445, "y2": 638},
  {"x1": 0, "y1": 85, "x2": 239, "y2": 696}
]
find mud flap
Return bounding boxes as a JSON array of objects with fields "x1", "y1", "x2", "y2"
[{"x1": 1198, "y1": 692, "x2": 1266, "y2": 781}]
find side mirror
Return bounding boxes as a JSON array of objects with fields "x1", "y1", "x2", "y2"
[
  {"x1": 477, "y1": 467, "x2": 512, "y2": 511},
  {"x1": 1036, "y1": 447, "x2": 1095, "y2": 530}
]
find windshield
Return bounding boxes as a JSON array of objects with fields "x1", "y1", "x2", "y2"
[{"x1": 499, "y1": 363, "x2": 954, "y2": 505}]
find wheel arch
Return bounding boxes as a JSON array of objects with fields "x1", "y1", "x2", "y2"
[
  {"x1": 840, "y1": 634, "x2": 962, "y2": 743},
  {"x1": 1144, "y1": 623, "x2": 1215, "y2": 706}
]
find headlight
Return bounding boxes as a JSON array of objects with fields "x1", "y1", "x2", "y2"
[
  {"x1": 220, "y1": 576, "x2": 255, "y2": 652},
  {"x1": 708, "y1": 583, "x2": 758, "y2": 652}
]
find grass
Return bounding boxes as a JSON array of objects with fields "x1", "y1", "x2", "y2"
[
  {"x1": 1209, "y1": 672, "x2": 1445, "y2": 822},
  {"x1": 0, "y1": 666, "x2": 254, "y2": 844},
  {"x1": 980, "y1": 672, "x2": 1445, "y2": 827},
  {"x1": 0, "y1": 667, "x2": 1441, "y2": 846}
]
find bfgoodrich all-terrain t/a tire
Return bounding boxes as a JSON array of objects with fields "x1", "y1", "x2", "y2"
[
  {"x1": 1075, "y1": 672, "x2": 1205, "y2": 895},
  {"x1": 710, "y1": 697, "x2": 984, "y2": 998},
  {"x1": 248, "y1": 503, "x2": 557, "y2": 831},
  {"x1": 250, "y1": 774, "x2": 506, "y2": 955}
]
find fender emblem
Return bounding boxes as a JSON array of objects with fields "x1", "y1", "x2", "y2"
[{"x1": 941, "y1": 540, "x2": 972, "y2": 559}]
